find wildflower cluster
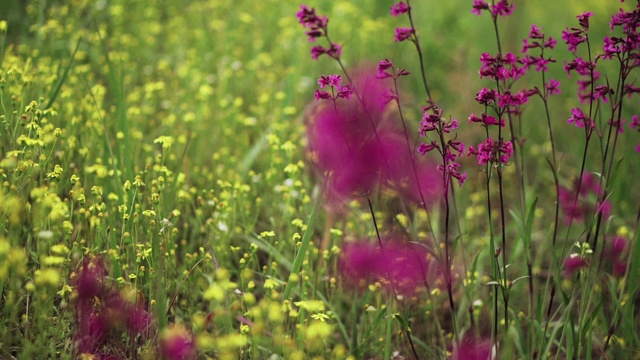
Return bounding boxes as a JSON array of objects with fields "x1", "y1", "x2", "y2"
[
  {"x1": 72, "y1": 256, "x2": 195, "y2": 359},
  {"x1": 419, "y1": 107, "x2": 466, "y2": 186},
  {"x1": 471, "y1": 0, "x2": 514, "y2": 18},
  {"x1": 72, "y1": 257, "x2": 154, "y2": 357},
  {"x1": 522, "y1": 25, "x2": 562, "y2": 96},
  {"x1": 314, "y1": 74, "x2": 352, "y2": 102},
  {"x1": 340, "y1": 240, "x2": 439, "y2": 294},
  {"x1": 296, "y1": 5, "x2": 342, "y2": 60},
  {"x1": 306, "y1": 69, "x2": 440, "y2": 206}
]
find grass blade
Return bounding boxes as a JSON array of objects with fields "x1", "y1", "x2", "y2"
[{"x1": 282, "y1": 181, "x2": 323, "y2": 300}]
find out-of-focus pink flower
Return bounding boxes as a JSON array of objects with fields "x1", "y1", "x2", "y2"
[
  {"x1": 307, "y1": 68, "x2": 442, "y2": 208},
  {"x1": 558, "y1": 173, "x2": 611, "y2": 225},
  {"x1": 451, "y1": 335, "x2": 494, "y2": 360},
  {"x1": 161, "y1": 324, "x2": 197, "y2": 360},
  {"x1": 340, "y1": 240, "x2": 440, "y2": 294},
  {"x1": 74, "y1": 256, "x2": 108, "y2": 301},
  {"x1": 307, "y1": 70, "x2": 392, "y2": 203},
  {"x1": 72, "y1": 256, "x2": 154, "y2": 357},
  {"x1": 603, "y1": 235, "x2": 628, "y2": 278},
  {"x1": 563, "y1": 253, "x2": 588, "y2": 277}
]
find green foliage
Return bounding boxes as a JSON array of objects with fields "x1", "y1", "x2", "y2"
[{"x1": 0, "y1": 0, "x2": 638, "y2": 359}]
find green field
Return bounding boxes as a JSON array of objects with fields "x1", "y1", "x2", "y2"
[{"x1": 1, "y1": 0, "x2": 639, "y2": 359}]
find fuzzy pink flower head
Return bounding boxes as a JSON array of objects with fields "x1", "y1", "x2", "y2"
[
  {"x1": 161, "y1": 324, "x2": 197, "y2": 360},
  {"x1": 340, "y1": 240, "x2": 437, "y2": 294},
  {"x1": 563, "y1": 253, "x2": 588, "y2": 277},
  {"x1": 307, "y1": 106, "x2": 386, "y2": 201},
  {"x1": 380, "y1": 134, "x2": 443, "y2": 206},
  {"x1": 451, "y1": 335, "x2": 495, "y2": 360},
  {"x1": 611, "y1": 235, "x2": 628, "y2": 256},
  {"x1": 75, "y1": 256, "x2": 108, "y2": 301},
  {"x1": 558, "y1": 172, "x2": 611, "y2": 225},
  {"x1": 603, "y1": 235, "x2": 628, "y2": 278},
  {"x1": 126, "y1": 303, "x2": 154, "y2": 336},
  {"x1": 75, "y1": 304, "x2": 108, "y2": 355},
  {"x1": 390, "y1": 2, "x2": 410, "y2": 17}
]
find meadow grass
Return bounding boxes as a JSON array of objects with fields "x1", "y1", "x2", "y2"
[{"x1": 0, "y1": 0, "x2": 639, "y2": 359}]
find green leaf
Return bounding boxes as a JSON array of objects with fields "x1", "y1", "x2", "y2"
[
  {"x1": 45, "y1": 36, "x2": 82, "y2": 110},
  {"x1": 282, "y1": 183, "x2": 322, "y2": 300}
]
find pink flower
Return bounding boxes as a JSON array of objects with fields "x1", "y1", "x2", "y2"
[
  {"x1": 563, "y1": 254, "x2": 588, "y2": 277},
  {"x1": 604, "y1": 235, "x2": 628, "y2": 278},
  {"x1": 74, "y1": 256, "x2": 108, "y2": 301},
  {"x1": 73, "y1": 257, "x2": 155, "y2": 357},
  {"x1": 161, "y1": 324, "x2": 197, "y2": 360},
  {"x1": 451, "y1": 335, "x2": 494, "y2": 360},
  {"x1": 340, "y1": 240, "x2": 440, "y2": 294},
  {"x1": 558, "y1": 173, "x2": 612, "y2": 225},
  {"x1": 394, "y1": 27, "x2": 414, "y2": 42},
  {"x1": 471, "y1": 0, "x2": 489, "y2": 16},
  {"x1": 491, "y1": 0, "x2": 514, "y2": 17},
  {"x1": 546, "y1": 79, "x2": 561, "y2": 96},
  {"x1": 390, "y1": 2, "x2": 410, "y2": 17}
]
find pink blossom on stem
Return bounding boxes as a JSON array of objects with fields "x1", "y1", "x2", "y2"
[
  {"x1": 394, "y1": 27, "x2": 415, "y2": 42},
  {"x1": 390, "y1": 2, "x2": 410, "y2": 17},
  {"x1": 563, "y1": 253, "x2": 588, "y2": 277}
]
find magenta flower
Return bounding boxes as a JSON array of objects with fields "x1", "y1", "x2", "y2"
[
  {"x1": 310, "y1": 46, "x2": 326, "y2": 60},
  {"x1": 478, "y1": 52, "x2": 524, "y2": 81},
  {"x1": 468, "y1": 138, "x2": 513, "y2": 165},
  {"x1": 625, "y1": 84, "x2": 640, "y2": 98},
  {"x1": 307, "y1": 71, "x2": 390, "y2": 204},
  {"x1": 562, "y1": 12, "x2": 592, "y2": 54},
  {"x1": 394, "y1": 27, "x2": 415, "y2": 42},
  {"x1": 602, "y1": 235, "x2": 628, "y2": 278},
  {"x1": 558, "y1": 173, "x2": 612, "y2": 225},
  {"x1": 630, "y1": 115, "x2": 640, "y2": 130},
  {"x1": 577, "y1": 11, "x2": 593, "y2": 30},
  {"x1": 160, "y1": 324, "x2": 197, "y2": 360},
  {"x1": 74, "y1": 256, "x2": 108, "y2": 301},
  {"x1": 491, "y1": 0, "x2": 514, "y2": 17},
  {"x1": 390, "y1": 2, "x2": 410, "y2": 17},
  {"x1": 376, "y1": 58, "x2": 410, "y2": 80},
  {"x1": 451, "y1": 335, "x2": 494, "y2": 360},
  {"x1": 546, "y1": 79, "x2": 561, "y2": 95},
  {"x1": 340, "y1": 240, "x2": 440, "y2": 294},
  {"x1": 528, "y1": 24, "x2": 544, "y2": 39},
  {"x1": 562, "y1": 29, "x2": 587, "y2": 54},
  {"x1": 72, "y1": 256, "x2": 155, "y2": 357},
  {"x1": 567, "y1": 107, "x2": 593, "y2": 129},
  {"x1": 314, "y1": 74, "x2": 352, "y2": 102},
  {"x1": 475, "y1": 87, "x2": 497, "y2": 105},
  {"x1": 471, "y1": 0, "x2": 489, "y2": 16},
  {"x1": 297, "y1": 6, "x2": 343, "y2": 60},
  {"x1": 563, "y1": 253, "x2": 588, "y2": 277}
]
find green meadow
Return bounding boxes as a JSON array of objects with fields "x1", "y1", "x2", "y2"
[{"x1": 0, "y1": 0, "x2": 639, "y2": 359}]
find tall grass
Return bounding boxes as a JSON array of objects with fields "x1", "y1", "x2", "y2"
[{"x1": 0, "y1": 0, "x2": 638, "y2": 359}]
